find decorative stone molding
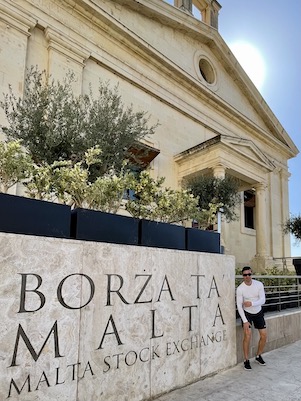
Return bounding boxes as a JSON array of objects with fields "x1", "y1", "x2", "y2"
[
  {"x1": 44, "y1": 27, "x2": 90, "y2": 68},
  {"x1": 0, "y1": 2, "x2": 36, "y2": 35},
  {"x1": 219, "y1": 136, "x2": 276, "y2": 172},
  {"x1": 194, "y1": 50, "x2": 219, "y2": 91},
  {"x1": 175, "y1": 134, "x2": 275, "y2": 183}
]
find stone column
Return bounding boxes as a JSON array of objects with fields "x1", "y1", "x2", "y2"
[
  {"x1": 213, "y1": 165, "x2": 225, "y2": 179},
  {"x1": 199, "y1": 0, "x2": 221, "y2": 29},
  {"x1": 212, "y1": 165, "x2": 225, "y2": 248},
  {"x1": 280, "y1": 168, "x2": 293, "y2": 270},
  {"x1": 174, "y1": 0, "x2": 193, "y2": 13},
  {"x1": 251, "y1": 182, "x2": 273, "y2": 271},
  {"x1": 254, "y1": 182, "x2": 268, "y2": 257}
]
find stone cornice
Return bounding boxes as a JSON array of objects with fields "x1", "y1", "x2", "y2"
[{"x1": 0, "y1": 1, "x2": 36, "y2": 34}]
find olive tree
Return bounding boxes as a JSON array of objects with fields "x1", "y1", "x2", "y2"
[
  {"x1": 184, "y1": 174, "x2": 241, "y2": 228},
  {"x1": 284, "y1": 215, "x2": 301, "y2": 241},
  {"x1": 0, "y1": 67, "x2": 158, "y2": 176}
]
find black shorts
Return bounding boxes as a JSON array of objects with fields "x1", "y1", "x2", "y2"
[{"x1": 244, "y1": 309, "x2": 266, "y2": 330}]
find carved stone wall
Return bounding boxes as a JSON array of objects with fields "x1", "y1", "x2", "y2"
[{"x1": 0, "y1": 232, "x2": 236, "y2": 400}]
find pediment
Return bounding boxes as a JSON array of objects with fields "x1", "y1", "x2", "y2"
[
  {"x1": 219, "y1": 136, "x2": 276, "y2": 171},
  {"x1": 93, "y1": 0, "x2": 298, "y2": 158},
  {"x1": 174, "y1": 135, "x2": 276, "y2": 178},
  {"x1": 67, "y1": 0, "x2": 298, "y2": 159}
]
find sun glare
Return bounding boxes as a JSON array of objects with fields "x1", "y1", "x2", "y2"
[{"x1": 229, "y1": 41, "x2": 266, "y2": 91}]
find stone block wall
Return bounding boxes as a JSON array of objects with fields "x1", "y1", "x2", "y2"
[
  {"x1": 236, "y1": 309, "x2": 301, "y2": 362},
  {"x1": 0, "y1": 232, "x2": 236, "y2": 401}
]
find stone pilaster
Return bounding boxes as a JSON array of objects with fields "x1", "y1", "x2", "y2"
[
  {"x1": 45, "y1": 27, "x2": 90, "y2": 95},
  {"x1": 174, "y1": 0, "x2": 193, "y2": 14},
  {"x1": 0, "y1": 2, "x2": 36, "y2": 97}
]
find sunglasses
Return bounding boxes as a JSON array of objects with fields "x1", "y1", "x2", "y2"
[{"x1": 243, "y1": 273, "x2": 252, "y2": 277}]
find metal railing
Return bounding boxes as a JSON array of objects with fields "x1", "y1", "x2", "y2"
[{"x1": 235, "y1": 275, "x2": 301, "y2": 313}]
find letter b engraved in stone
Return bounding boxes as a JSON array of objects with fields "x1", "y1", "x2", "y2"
[{"x1": 18, "y1": 274, "x2": 45, "y2": 313}]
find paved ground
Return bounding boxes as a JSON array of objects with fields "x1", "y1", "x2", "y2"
[{"x1": 155, "y1": 340, "x2": 301, "y2": 401}]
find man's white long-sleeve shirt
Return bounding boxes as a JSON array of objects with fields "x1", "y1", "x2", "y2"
[{"x1": 236, "y1": 279, "x2": 266, "y2": 323}]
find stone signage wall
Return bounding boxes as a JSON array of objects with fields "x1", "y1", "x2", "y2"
[{"x1": 0, "y1": 232, "x2": 236, "y2": 401}]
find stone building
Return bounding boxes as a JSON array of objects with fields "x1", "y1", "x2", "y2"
[{"x1": 0, "y1": 0, "x2": 298, "y2": 270}]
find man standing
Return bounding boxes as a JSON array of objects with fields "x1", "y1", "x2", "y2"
[{"x1": 236, "y1": 266, "x2": 267, "y2": 370}]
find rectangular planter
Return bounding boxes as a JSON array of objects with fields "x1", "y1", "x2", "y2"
[
  {"x1": 0, "y1": 193, "x2": 71, "y2": 239},
  {"x1": 293, "y1": 258, "x2": 301, "y2": 283},
  {"x1": 71, "y1": 208, "x2": 139, "y2": 245},
  {"x1": 186, "y1": 228, "x2": 221, "y2": 254},
  {"x1": 139, "y1": 219, "x2": 186, "y2": 250}
]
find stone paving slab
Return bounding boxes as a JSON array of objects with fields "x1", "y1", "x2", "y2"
[{"x1": 155, "y1": 340, "x2": 301, "y2": 401}]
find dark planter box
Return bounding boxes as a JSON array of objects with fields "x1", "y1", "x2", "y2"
[
  {"x1": 71, "y1": 208, "x2": 139, "y2": 245},
  {"x1": 292, "y1": 258, "x2": 301, "y2": 283},
  {"x1": 139, "y1": 219, "x2": 186, "y2": 250},
  {"x1": 0, "y1": 192, "x2": 71, "y2": 239},
  {"x1": 185, "y1": 228, "x2": 221, "y2": 254}
]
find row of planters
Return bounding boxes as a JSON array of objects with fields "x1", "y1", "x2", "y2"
[
  {"x1": 0, "y1": 141, "x2": 221, "y2": 253},
  {"x1": 72, "y1": 207, "x2": 220, "y2": 252},
  {"x1": 0, "y1": 192, "x2": 220, "y2": 253}
]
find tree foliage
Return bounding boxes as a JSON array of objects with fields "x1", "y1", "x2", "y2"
[
  {"x1": 0, "y1": 67, "x2": 158, "y2": 176},
  {"x1": 125, "y1": 170, "x2": 200, "y2": 223},
  {"x1": 184, "y1": 174, "x2": 241, "y2": 224},
  {"x1": 24, "y1": 147, "x2": 102, "y2": 207},
  {"x1": 0, "y1": 140, "x2": 32, "y2": 193},
  {"x1": 284, "y1": 215, "x2": 301, "y2": 241},
  {"x1": 0, "y1": 139, "x2": 220, "y2": 225},
  {"x1": 87, "y1": 165, "x2": 133, "y2": 214},
  {"x1": 26, "y1": 159, "x2": 201, "y2": 220}
]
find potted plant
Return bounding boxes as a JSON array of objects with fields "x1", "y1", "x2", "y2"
[
  {"x1": 70, "y1": 163, "x2": 139, "y2": 245},
  {"x1": 125, "y1": 171, "x2": 199, "y2": 250},
  {"x1": 185, "y1": 202, "x2": 222, "y2": 253},
  {"x1": 0, "y1": 140, "x2": 71, "y2": 238},
  {"x1": 0, "y1": 67, "x2": 158, "y2": 244},
  {"x1": 183, "y1": 174, "x2": 241, "y2": 254},
  {"x1": 23, "y1": 147, "x2": 139, "y2": 245}
]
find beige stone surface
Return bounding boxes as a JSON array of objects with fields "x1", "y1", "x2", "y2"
[{"x1": 0, "y1": 233, "x2": 236, "y2": 400}]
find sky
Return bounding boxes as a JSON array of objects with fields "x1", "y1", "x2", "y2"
[
  {"x1": 218, "y1": 0, "x2": 301, "y2": 257},
  {"x1": 166, "y1": 0, "x2": 301, "y2": 257}
]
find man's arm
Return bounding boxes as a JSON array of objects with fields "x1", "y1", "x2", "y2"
[
  {"x1": 251, "y1": 281, "x2": 266, "y2": 307},
  {"x1": 236, "y1": 286, "x2": 248, "y2": 323}
]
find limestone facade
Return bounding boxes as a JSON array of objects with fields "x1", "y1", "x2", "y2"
[{"x1": 0, "y1": 0, "x2": 298, "y2": 270}]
